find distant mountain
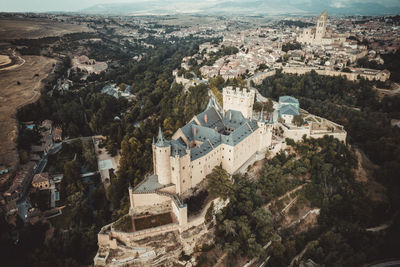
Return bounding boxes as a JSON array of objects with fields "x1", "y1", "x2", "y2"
[{"x1": 81, "y1": 0, "x2": 400, "y2": 16}]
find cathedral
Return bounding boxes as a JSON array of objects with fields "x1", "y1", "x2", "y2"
[
  {"x1": 297, "y1": 10, "x2": 346, "y2": 46},
  {"x1": 129, "y1": 87, "x2": 273, "y2": 220}
]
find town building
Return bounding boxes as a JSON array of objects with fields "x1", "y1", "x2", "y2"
[
  {"x1": 279, "y1": 96, "x2": 300, "y2": 124},
  {"x1": 297, "y1": 10, "x2": 347, "y2": 46},
  {"x1": 32, "y1": 172, "x2": 50, "y2": 190}
]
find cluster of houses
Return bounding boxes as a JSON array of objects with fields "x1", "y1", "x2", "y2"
[
  {"x1": 101, "y1": 84, "x2": 135, "y2": 100},
  {"x1": 1, "y1": 120, "x2": 62, "y2": 222}
]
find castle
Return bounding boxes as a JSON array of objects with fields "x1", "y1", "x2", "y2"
[
  {"x1": 297, "y1": 10, "x2": 347, "y2": 46},
  {"x1": 128, "y1": 86, "x2": 273, "y2": 229}
]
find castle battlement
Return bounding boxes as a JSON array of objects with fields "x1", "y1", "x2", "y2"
[
  {"x1": 223, "y1": 86, "x2": 255, "y2": 119},
  {"x1": 223, "y1": 86, "x2": 255, "y2": 98}
]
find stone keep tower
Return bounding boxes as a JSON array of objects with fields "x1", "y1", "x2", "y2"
[
  {"x1": 153, "y1": 127, "x2": 172, "y2": 185},
  {"x1": 315, "y1": 10, "x2": 327, "y2": 42},
  {"x1": 223, "y1": 87, "x2": 255, "y2": 119},
  {"x1": 257, "y1": 109, "x2": 273, "y2": 152}
]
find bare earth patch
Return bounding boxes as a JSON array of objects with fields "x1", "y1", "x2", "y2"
[
  {"x1": 0, "y1": 17, "x2": 93, "y2": 40},
  {"x1": 354, "y1": 148, "x2": 387, "y2": 202},
  {"x1": 0, "y1": 55, "x2": 58, "y2": 169},
  {"x1": 0, "y1": 55, "x2": 11, "y2": 66}
]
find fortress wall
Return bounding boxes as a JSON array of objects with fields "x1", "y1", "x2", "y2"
[
  {"x1": 221, "y1": 144, "x2": 235, "y2": 174},
  {"x1": 310, "y1": 132, "x2": 347, "y2": 143},
  {"x1": 131, "y1": 200, "x2": 171, "y2": 216},
  {"x1": 281, "y1": 67, "x2": 389, "y2": 82},
  {"x1": 133, "y1": 193, "x2": 171, "y2": 207},
  {"x1": 282, "y1": 126, "x2": 311, "y2": 142},
  {"x1": 251, "y1": 70, "x2": 276, "y2": 85},
  {"x1": 191, "y1": 156, "x2": 205, "y2": 188},
  {"x1": 178, "y1": 154, "x2": 191, "y2": 194},
  {"x1": 158, "y1": 185, "x2": 176, "y2": 194},
  {"x1": 109, "y1": 223, "x2": 179, "y2": 244},
  {"x1": 171, "y1": 199, "x2": 188, "y2": 230},
  {"x1": 191, "y1": 144, "x2": 224, "y2": 188},
  {"x1": 232, "y1": 129, "x2": 260, "y2": 171}
]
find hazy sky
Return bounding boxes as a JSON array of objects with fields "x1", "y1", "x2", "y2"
[{"x1": 1, "y1": 0, "x2": 400, "y2": 12}]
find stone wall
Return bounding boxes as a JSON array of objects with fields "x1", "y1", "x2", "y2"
[
  {"x1": 132, "y1": 192, "x2": 171, "y2": 207},
  {"x1": 281, "y1": 66, "x2": 390, "y2": 82}
]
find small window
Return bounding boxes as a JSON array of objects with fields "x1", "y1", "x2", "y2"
[
  {"x1": 182, "y1": 166, "x2": 185, "y2": 170},
  {"x1": 172, "y1": 167, "x2": 175, "y2": 171}
]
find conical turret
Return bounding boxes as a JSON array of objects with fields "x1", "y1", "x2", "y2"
[{"x1": 156, "y1": 127, "x2": 168, "y2": 147}]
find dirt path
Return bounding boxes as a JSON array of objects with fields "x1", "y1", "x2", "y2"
[{"x1": 264, "y1": 183, "x2": 307, "y2": 210}]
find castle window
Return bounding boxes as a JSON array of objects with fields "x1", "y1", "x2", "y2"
[
  {"x1": 183, "y1": 180, "x2": 185, "y2": 183},
  {"x1": 200, "y1": 171, "x2": 202, "y2": 174},
  {"x1": 182, "y1": 166, "x2": 185, "y2": 170},
  {"x1": 159, "y1": 149, "x2": 161, "y2": 152},
  {"x1": 172, "y1": 167, "x2": 174, "y2": 171},
  {"x1": 229, "y1": 158, "x2": 231, "y2": 161}
]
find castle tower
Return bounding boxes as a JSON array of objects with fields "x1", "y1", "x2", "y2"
[
  {"x1": 128, "y1": 182, "x2": 134, "y2": 214},
  {"x1": 222, "y1": 86, "x2": 255, "y2": 119},
  {"x1": 257, "y1": 108, "x2": 272, "y2": 152},
  {"x1": 315, "y1": 10, "x2": 327, "y2": 42},
  {"x1": 170, "y1": 145, "x2": 191, "y2": 195},
  {"x1": 153, "y1": 127, "x2": 172, "y2": 185}
]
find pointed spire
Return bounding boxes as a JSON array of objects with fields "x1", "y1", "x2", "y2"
[
  {"x1": 152, "y1": 136, "x2": 155, "y2": 145},
  {"x1": 156, "y1": 126, "x2": 165, "y2": 146}
]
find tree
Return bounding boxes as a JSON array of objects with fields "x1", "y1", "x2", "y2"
[
  {"x1": 264, "y1": 99, "x2": 274, "y2": 113},
  {"x1": 207, "y1": 166, "x2": 233, "y2": 200},
  {"x1": 292, "y1": 115, "x2": 304, "y2": 126}
]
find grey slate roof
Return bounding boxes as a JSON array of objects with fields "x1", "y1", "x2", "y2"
[
  {"x1": 279, "y1": 96, "x2": 299, "y2": 105},
  {"x1": 171, "y1": 139, "x2": 187, "y2": 157},
  {"x1": 196, "y1": 106, "x2": 224, "y2": 132},
  {"x1": 156, "y1": 98, "x2": 267, "y2": 162},
  {"x1": 280, "y1": 104, "x2": 300, "y2": 116},
  {"x1": 134, "y1": 174, "x2": 166, "y2": 193}
]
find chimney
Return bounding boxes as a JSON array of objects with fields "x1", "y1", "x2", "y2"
[
  {"x1": 229, "y1": 111, "x2": 232, "y2": 121},
  {"x1": 204, "y1": 114, "x2": 208, "y2": 123},
  {"x1": 194, "y1": 127, "x2": 197, "y2": 136}
]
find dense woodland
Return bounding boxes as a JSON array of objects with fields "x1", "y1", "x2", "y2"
[{"x1": 254, "y1": 71, "x2": 400, "y2": 265}]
